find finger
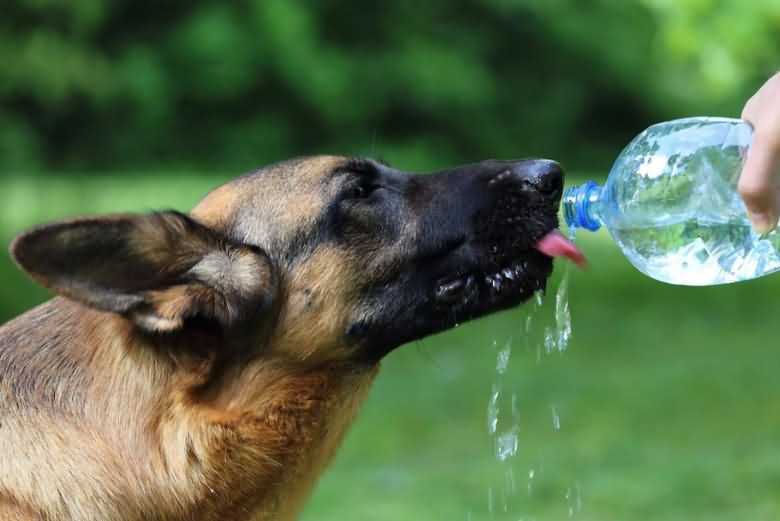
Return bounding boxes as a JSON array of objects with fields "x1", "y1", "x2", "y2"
[
  {"x1": 741, "y1": 94, "x2": 758, "y2": 122},
  {"x1": 738, "y1": 135, "x2": 780, "y2": 233}
]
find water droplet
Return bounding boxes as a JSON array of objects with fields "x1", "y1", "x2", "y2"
[
  {"x1": 554, "y1": 266, "x2": 572, "y2": 352},
  {"x1": 543, "y1": 326, "x2": 555, "y2": 354},
  {"x1": 567, "y1": 226, "x2": 577, "y2": 242},
  {"x1": 496, "y1": 340, "x2": 512, "y2": 374},
  {"x1": 576, "y1": 481, "x2": 583, "y2": 513},
  {"x1": 495, "y1": 429, "x2": 519, "y2": 461},
  {"x1": 551, "y1": 405, "x2": 561, "y2": 431},
  {"x1": 487, "y1": 383, "x2": 500, "y2": 434},
  {"x1": 506, "y1": 467, "x2": 516, "y2": 494}
]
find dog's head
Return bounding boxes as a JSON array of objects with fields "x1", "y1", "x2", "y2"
[{"x1": 11, "y1": 156, "x2": 574, "y2": 364}]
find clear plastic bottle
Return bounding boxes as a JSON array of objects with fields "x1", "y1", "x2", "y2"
[{"x1": 562, "y1": 116, "x2": 777, "y2": 286}]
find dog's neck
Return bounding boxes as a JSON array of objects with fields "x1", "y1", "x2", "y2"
[
  {"x1": 0, "y1": 298, "x2": 379, "y2": 521},
  {"x1": 236, "y1": 362, "x2": 379, "y2": 521},
  {"x1": 112, "y1": 313, "x2": 380, "y2": 521},
  {"x1": 179, "y1": 358, "x2": 379, "y2": 521}
]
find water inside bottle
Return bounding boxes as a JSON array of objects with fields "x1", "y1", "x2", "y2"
[
  {"x1": 611, "y1": 219, "x2": 780, "y2": 285},
  {"x1": 599, "y1": 117, "x2": 772, "y2": 285}
]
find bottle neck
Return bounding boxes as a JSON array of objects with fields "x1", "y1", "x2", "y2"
[{"x1": 563, "y1": 181, "x2": 603, "y2": 232}]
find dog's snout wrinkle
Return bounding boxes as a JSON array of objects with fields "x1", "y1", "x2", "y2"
[{"x1": 412, "y1": 234, "x2": 467, "y2": 267}]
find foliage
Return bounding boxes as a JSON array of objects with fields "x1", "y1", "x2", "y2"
[{"x1": 1, "y1": 0, "x2": 777, "y2": 173}]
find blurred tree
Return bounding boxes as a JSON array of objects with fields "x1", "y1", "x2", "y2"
[{"x1": 0, "y1": 0, "x2": 776, "y2": 174}]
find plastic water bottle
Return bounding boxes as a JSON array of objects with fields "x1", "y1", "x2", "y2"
[{"x1": 561, "y1": 116, "x2": 777, "y2": 286}]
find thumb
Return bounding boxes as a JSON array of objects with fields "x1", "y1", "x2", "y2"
[{"x1": 738, "y1": 137, "x2": 780, "y2": 234}]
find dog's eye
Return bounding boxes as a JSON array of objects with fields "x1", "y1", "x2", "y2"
[{"x1": 344, "y1": 182, "x2": 378, "y2": 200}]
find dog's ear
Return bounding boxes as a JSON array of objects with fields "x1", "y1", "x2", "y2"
[{"x1": 10, "y1": 211, "x2": 276, "y2": 332}]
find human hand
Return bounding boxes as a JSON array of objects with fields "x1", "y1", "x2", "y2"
[{"x1": 739, "y1": 72, "x2": 780, "y2": 234}]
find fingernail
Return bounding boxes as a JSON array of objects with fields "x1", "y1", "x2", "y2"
[{"x1": 749, "y1": 212, "x2": 777, "y2": 235}]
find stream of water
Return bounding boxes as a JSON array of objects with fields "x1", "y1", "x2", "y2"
[{"x1": 481, "y1": 241, "x2": 580, "y2": 519}]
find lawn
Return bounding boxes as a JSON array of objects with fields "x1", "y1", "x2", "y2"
[{"x1": 2, "y1": 174, "x2": 780, "y2": 521}]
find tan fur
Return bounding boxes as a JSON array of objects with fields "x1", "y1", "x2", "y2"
[
  {"x1": 191, "y1": 184, "x2": 241, "y2": 229},
  {"x1": 197, "y1": 156, "x2": 343, "y2": 248},
  {"x1": 0, "y1": 156, "x2": 383, "y2": 520},
  {"x1": 273, "y1": 246, "x2": 360, "y2": 362},
  {"x1": 0, "y1": 294, "x2": 376, "y2": 521}
]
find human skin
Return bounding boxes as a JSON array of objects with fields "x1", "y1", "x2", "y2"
[{"x1": 738, "y1": 72, "x2": 780, "y2": 234}]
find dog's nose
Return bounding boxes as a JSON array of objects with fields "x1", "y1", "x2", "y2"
[
  {"x1": 517, "y1": 159, "x2": 563, "y2": 197},
  {"x1": 489, "y1": 159, "x2": 564, "y2": 200}
]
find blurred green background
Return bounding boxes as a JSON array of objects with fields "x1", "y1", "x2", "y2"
[{"x1": 2, "y1": 1, "x2": 780, "y2": 520}]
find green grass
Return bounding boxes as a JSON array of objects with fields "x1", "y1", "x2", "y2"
[{"x1": 3, "y1": 174, "x2": 780, "y2": 521}]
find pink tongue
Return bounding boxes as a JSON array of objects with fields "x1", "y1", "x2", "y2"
[{"x1": 535, "y1": 230, "x2": 587, "y2": 268}]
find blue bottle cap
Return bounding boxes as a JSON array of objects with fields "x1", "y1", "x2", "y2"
[{"x1": 563, "y1": 181, "x2": 602, "y2": 231}]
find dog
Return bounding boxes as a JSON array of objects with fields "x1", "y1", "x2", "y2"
[{"x1": 0, "y1": 156, "x2": 571, "y2": 520}]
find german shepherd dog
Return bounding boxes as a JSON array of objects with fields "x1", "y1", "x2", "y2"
[{"x1": 0, "y1": 156, "x2": 579, "y2": 520}]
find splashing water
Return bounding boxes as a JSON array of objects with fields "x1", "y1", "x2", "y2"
[
  {"x1": 554, "y1": 267, "x2": 572, "y2": 350},
  {"x1": 565, "y1": 482, "x2": 583, "y2": 518},
  {"x1": 551, "y1": 405, "x2": 561, "y2": 432},
  {"x1": 487, "y1": 339, "x2": 522, "y2": 461},
  {"x1": 542, "y1": 264, "x2": 572, "y2": 354},
  {"x1": 479, "y1": 227, "x2": 581, "y2": 520},
  {"x1": 542, "y1": 228, "x2": 576, "y2": 355},
  {"x1": 496, "y1": 342, "x2": 511, "y2": 374},
  {"x1": 496, "y1": 429, "x2": 520, "y2": 461},
  {"x1": 487, "y1": 381, "x2": 500, "y2": 435}
]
